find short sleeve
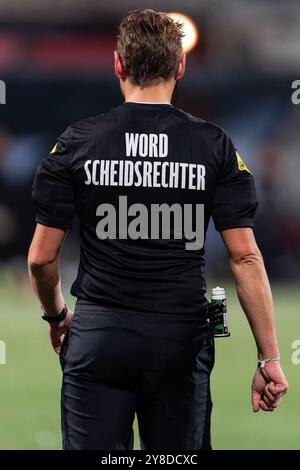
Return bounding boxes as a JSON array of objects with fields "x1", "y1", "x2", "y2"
[
  {"x1": 32, "y1": 126, "x2": 76, "y2": 229},
  {"x1": 211, "y1": 131, "x2": 258, "y2": 231}
]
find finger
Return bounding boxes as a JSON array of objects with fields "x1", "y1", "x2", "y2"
[
  {"x1": 51, "y1": 338, "x2": 61, "y2": 351},
  {"x1": 263, "y1": 392, "x2": 283, "y2": 410},
  {"x1": 52, "y1": 338, "x2": 61, "y2": 354},
  {"x1": 272, "y1": 383, "x2": 288, "y2": 395},
  {"x1": 252, "y1": 390, "x2": 261, "y2": 412},
  {"x1": 273, "y1": 392, "x2": 285, "y2": 404},
  {"x1": 263, "y1": 387, "x2": 276, "y2": 403},
  {"x1": 267, "y1": 381, "x2": 277, "y2": 395},
  {"x1": 272, "y1": 396, "x2": 284, "y2": 409},
  {"x1": 259, "y1": 400, "x2": 274, "y2": 412},
  {"x1": 50, "y1": 334, "x2": 62, "y2": 354},
  {"x1": 267, "y1": 381, "x2": 287, "y2": 397},
  {"x1": 261, "y1": 393, "x2": 275, "y2": 408},
  {"x1": 265, "y1": 383, "x2": 277, "y2": 399}
]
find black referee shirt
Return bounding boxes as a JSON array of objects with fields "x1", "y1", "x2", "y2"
[{"x1": 32, "y1": 102, "x2": 258, "y2": 315}]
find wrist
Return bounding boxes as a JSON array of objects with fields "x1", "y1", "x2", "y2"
[
  {"x1": 42, "y1": 305, "x2": 68, "y2": 323},
  {"x1": 258, "y1": 345, "x2": 280, "y2": 360},
  {"x1": 258, "y1": 353, "x2": 280, "y2": 361},
  {"x1": 258, "y1": 354, "x2": 280, "y2": 367},
  {"x1": 40, "y1": 295, "x2": 65, "y2": 316}
]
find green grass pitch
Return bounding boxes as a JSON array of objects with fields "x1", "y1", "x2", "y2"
[{"x1": 0, "y1": 277, "x2": 299, "y2": 449}]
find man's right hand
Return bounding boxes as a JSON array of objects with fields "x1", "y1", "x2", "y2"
[
  {"x1": 48, "y1": 309, "x2": 73, "y2": 354},
  {"x1": 251, "y1": 361, "x2": 288, "y2": 412}
]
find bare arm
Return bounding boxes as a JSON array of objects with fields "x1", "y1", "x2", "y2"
[
  {"x1": 28, "y1": 224, "x2": 66, "y2": 315},
  {"x1": 221, "y1": 227, "x2": 278, "y2": 358},
  {"x1": 28, "y1": 223, "x2": 72, "y2": 353},
  {"x1": 221, "y1": 227, "x2": 288, "y2": 411}
]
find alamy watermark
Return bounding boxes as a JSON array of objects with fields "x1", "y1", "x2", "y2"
[
  {"x1": 0, "y1": 80, "x2": 6, "y2": 104},
  {"x1": 95, "y1": 195, "x2": 204, "y2": 250},
  {"x1": 291, "y1": 80, "x2": 300, "y2": 105},
  {"x1": 0, "y1": 340, "x2": 6, "y2": 364},
  {"x1": 291, "y1": 340, "x2": 300, "y2": 365}
]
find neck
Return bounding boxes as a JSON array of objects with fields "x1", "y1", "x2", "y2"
[{"x1": 124, "y1": 81, "x2": 174, "y2": 104}]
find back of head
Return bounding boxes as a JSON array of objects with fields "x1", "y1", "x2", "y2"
[{"x1": 116, "y1": 9, "x2": 184, "y2": 88}]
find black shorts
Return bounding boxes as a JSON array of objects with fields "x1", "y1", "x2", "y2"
[{"x1": 60, "y1": 300, "x2": 215, "y2": 450}]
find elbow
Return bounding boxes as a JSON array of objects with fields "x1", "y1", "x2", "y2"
[
  {"x1": 27, "y1": 251, "x2": 57, "y2": 274},
  {"x1": 231, "y1": 249, "x2": 263, "y2": 267}
]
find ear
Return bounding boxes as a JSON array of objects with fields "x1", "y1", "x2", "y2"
[
  {"x1": 175, "y1": 52, "x2": 186, "y2": 81},
  {"x1": 114, "y1": 51, "x2": 126, "y2": 80}
]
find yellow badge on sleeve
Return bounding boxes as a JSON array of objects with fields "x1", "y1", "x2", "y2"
[
  {"x1": 50, "y1": 143, "x2": 58, "y2": 155},
  {"x1": 236, "y1": 151, "x2": 251, "y2": 173}
]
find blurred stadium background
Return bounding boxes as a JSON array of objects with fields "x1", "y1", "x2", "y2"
[{"x1": 0, "y1": 0, "x2": 300, "y2": 450}]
